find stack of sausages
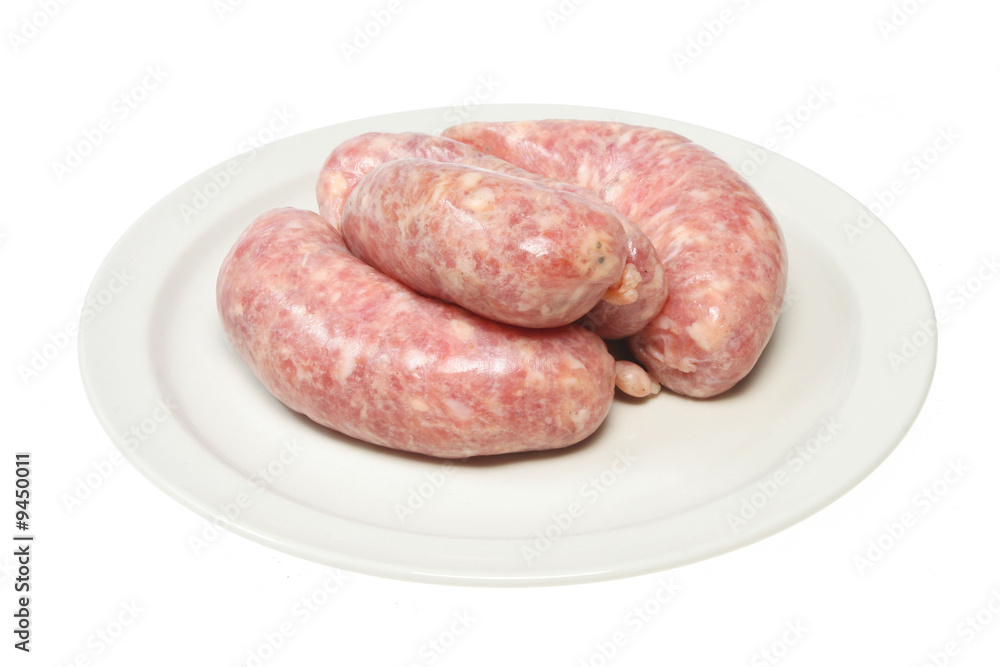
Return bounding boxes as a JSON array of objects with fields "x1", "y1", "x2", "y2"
[{"x1": 217, "y1": 120, "x2": 787, "y2": 459}]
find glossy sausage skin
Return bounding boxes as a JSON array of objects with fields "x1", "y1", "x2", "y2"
[
  {"x1": 316, "y1": 132, "x2": 484, "y2": 229},
  {"x1": 318, "y1": 131, "x2": 666, "y2": 339},
  {"x1": 443, "y1": 119, "x2": 787, "y2": 398},
  {"x1": 579, "y1": 216, "x2": 668, "y2": 340},
  {"x1": 217, "y1": 207, "x2": 616, "y2": 458},
  {"x1": 342, "y1": 158, "x2": 631, "y2": 329},
  {"x1": 436, "y1": 152, "x2": 668, "y2": 339}
]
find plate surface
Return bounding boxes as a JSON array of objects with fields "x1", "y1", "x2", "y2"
[{"x1": 78, "y1": 104, "x2": 936, "y2": 586}]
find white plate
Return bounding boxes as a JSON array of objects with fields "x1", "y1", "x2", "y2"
[{"x1": 79, "y1": 104, "x2": 936, "y2": 586}]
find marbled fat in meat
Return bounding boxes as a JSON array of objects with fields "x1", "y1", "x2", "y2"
[
  {"x1": 217, "y1": 207, "x2": 616, "y2": 458},
  {"x1": 317, "y1": 132, "x2": 667, "y2": 339},
  {"x1": 316, "y1": 132, "x2": 485, "y2": 229},
  {"x1": 342, "y1": 158, "x2": 633, "y2": 329},
  {"x1": 443, "y1": 120, "x2": 788, "y2": 398}
]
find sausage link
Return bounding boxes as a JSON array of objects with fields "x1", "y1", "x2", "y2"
[
  {"x1": 444, "y1": 153, "x2": 668, "y2": 338},
  {"x1": 317, "y1": 132, "x2": 666, "y2": 338},
  {"x1": 217, "y1": 207, "x2": 616, "y2": 458},
  {"x1": 316, "y1": 132, "x2": 485, "y2": 229},
  {"x1": 442, "y1": 120, "x2": 788, "y2": 398},
  {"x1": 342, "y1": 158, "x2": 632, "y2": 328}
]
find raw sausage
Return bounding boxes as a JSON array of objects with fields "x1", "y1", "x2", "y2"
[
  {"x1": 342, "y1": 157, "x2": 634, "y2": 329},
  {"x1": 316, "y1": 132, "x2": 484, "y2": 229},
  {"x1": 317, "y1": 132, "x2": 667, "y2": 338},
  {"x1": 615, "y1": 360, "x2": 661, "y2": 398},
  {"x1": 579, "y1": 217, "x2": 667, "y2": 340},
  {"x1": 425, "y1": 151, "x2": 668, "y2": 339},
  {"x1": 217, "y1": 207, "x2": 616, "y2": 458},
  {"x1": 442, "y1": 119, "x2": 787, "y2": 398}
]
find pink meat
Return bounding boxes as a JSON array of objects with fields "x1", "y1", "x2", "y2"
[
  {"x1": 217, "y1": 207, "x2": 616, "y2": 458},
  {"x1": 442, "y1": 153, "x2": 668, "y2": 339},
  {"x1": 579, "y1": 218, "x2": 668, "y2": 340},
  {"x1": 442, "y1": 119, "x2": 788, "y2": 398},
  {"x1": 317, "y1": 132, "x2": 667, "y2": 339},
  {"x1": 316, "y1": 132, "x2": 485, "y2": 229},
  {"x1": 342, "y1": 158, "x2": 631, "y2": 329}
]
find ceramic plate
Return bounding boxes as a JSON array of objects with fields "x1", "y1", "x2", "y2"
[{"x1": 78, "y1": 104, "x2": 936, "y2": 586}]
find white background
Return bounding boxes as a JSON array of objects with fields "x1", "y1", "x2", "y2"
[{"x1": 3, "y1": 0, "x2": 999, "y2": 664}]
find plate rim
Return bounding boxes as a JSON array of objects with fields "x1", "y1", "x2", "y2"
[{"x1": 78, "y1": 103, "x2": 937, "y2": 586}]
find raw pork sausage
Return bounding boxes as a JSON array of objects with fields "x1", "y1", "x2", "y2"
[
  {"x1": 217, "y1": 207, "x2": 616, "y2": 458},
  {"x1": 342, "y1": 158, "x2": 634, "y2": 329},
  {"x1": 578, "y1": 216, "x2": 667, "y2": 340},
  {"x1": 317, "y1": 132, "x2": 667, "y2": 339},
  {"x1": 316, "y1": 132, "x2": 485, "y2": 229},
  {"x1": 443, "y1": 119, "x2": 787, "y2": 398}
]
